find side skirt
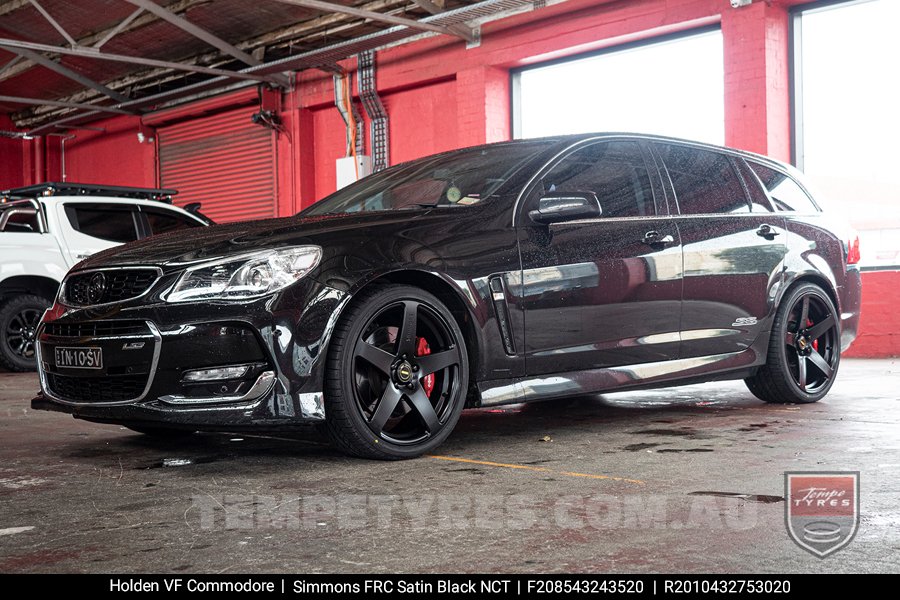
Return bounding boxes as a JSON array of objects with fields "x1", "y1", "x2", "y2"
[{"x1": 476, "y1": 346, "x2": 765, "y2": 407}]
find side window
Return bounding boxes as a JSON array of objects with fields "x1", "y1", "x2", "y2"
[
  {"x1": 537, "y1": 141, "x2": 655, "y2": 218},
  {"x1": 657, "y1": 144, "x2": 750, "y2": 215},
  {"x1": 747, "y1": 161, "x2": 820, "y2": 213},
  {"x1": 64, "y1": 203, "x2": 138, "y2": 243},
  {"x1": 143, "y1": 208, "x2": 202, "y2": 235},
  {"x1": 735, "y1": 159, "x2": 775, "y2": 213}
]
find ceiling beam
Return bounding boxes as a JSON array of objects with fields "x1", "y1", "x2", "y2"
[
  {"x1": 0, "y1": 54, "x2": 22, "y2": 76},
  {"x1": 410, "y1": 0, "x2": 479, "y2": 46},
  {"x1": 122, "y1": 0, "x2": 261, "y2": 67},
  {"x1": 15, "y1": 0, "x2": 552, "y2": 130},
  {"x1": 0, "y1": 0, "x2": 404, "y2": 86},
  {"x1": 27, "y1": 0, "x2": 77, "y2": 47},
  {"x1": 0, "y1": 0, "x2": 211, "y2": 83},
  {"x1": 93, "y1": 7, "x2": 145, "y2": 49},
  {"x1": 0, "y1": 94, "x2": 133, "y2": 115},
  {"x1": 269, "y1": 0, "x2": 470, "y2": 42},
  {"x1": 4, "y1": 46, "x2": 131, "y2": 104},
  {"x1": 0, "y1": 38, "x2": 279, "y2": 83}
]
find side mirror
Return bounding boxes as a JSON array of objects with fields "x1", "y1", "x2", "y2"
[{"x1": 528, "y1": 191, "x2": 602, "y2": 224}]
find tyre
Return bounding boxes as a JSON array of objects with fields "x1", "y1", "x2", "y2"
[
  {"x1": 0, "y1": 294, "x2": 51, "y2": 372},
  {"x1": 324, "y1": 285, "x2": 469, "y2": 460},
  {"x1": 745, "y1": 283, "x2": 841, "y2": 404}
]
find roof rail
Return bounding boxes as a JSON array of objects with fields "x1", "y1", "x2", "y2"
[{"x1": 0, "y1": 182, "x2": 178, "y2": 202}]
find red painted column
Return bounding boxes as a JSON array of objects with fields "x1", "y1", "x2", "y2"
[
  {"x1": 455, "y1": 66, "x2": 511, "y2": 148},
  {"x1": 722, "y1": 1, "x2": 791, "y2": 162},
  {"x1": 294, "y1": 108, "x2": 318, "y2": 211}
]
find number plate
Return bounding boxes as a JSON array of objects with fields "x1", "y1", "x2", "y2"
[{"x1": 54, "y1": 346, "x2": 103, "y2": 370}]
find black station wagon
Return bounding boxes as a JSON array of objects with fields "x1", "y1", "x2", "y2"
[{"x1": 33, "y1": 134, "x2": 861, "y2": 459}]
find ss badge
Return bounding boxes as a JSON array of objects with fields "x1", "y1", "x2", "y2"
[{"x1": 732, "y1": 317, "x2": 758, "y2": 327}]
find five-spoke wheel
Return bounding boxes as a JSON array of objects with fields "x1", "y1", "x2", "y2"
[
  {"x1": 745, "y1": 283, "x2": 840, "y2": 404},
  {"x1": 0, "y1": 294, "x2": 50, "y2": 372},
  {"x1": 324, "y1": 285, "x2": 468, "y2": 459}
]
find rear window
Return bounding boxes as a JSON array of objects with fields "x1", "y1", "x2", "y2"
[
  {"x1": 65, "y1": 203, "x2": 138, "y2": 243},
  {"x1": 747, "y1": 161, "x2": 820, "y2": 213},
  {"x1": 657, "y1": 143, "x2": 750, "y2": 215},
  {"x1": 143, "y1": 208, "x2": 202, "y2": 235}
]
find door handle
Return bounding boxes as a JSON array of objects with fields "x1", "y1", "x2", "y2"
[
  {"x1": 756, "y1": 224, "x2": 780, "y2": 240},
  {"x1": 642, "y1": 231, "x2": 675, "y2": 246}
]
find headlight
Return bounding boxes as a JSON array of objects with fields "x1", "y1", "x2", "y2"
[{"x1": 166, "y1": 246, "x2": 322, "y2": 303}]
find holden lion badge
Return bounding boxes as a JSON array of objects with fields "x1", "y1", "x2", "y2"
[{"x1": 785, "y1": 471, "x2": 859, "y2": 558}]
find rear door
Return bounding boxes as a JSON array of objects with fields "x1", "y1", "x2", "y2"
[
  {"x1": 652, "y1": 142, "x2": 786, "y2": 359},
  {"x1": 517, "y1": 139, "x2": 683, "y2": 374}
]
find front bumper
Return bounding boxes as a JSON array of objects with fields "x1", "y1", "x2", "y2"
[{"x1": 31, "y1": 277, "x2": 347, "y2": 429}]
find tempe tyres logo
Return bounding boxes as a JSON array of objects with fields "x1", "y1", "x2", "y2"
[{"x1": 785, "y1": 471, "x2": 859, "y2": 558}]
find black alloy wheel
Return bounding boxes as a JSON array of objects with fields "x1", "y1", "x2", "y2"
[
  {"x1": 0, "y1": 295, "x2": 51, "y2": 372},
  {"x1": 745, "y1": 283, "x2": 840, "y2": 404},
  {"x1": 324, "y1": 285, "x2": 469, "y2": 459}
]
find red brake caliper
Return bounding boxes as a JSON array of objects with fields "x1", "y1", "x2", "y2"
[
  {"x1": 416, "y1": 337, "x2": 435, "y2": 395},
  {"x1": 808, "y1": 318, "x2": 818, "y2": 351}
]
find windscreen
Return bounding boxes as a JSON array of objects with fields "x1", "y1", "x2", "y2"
[{"x1": 300, "y1": 142, "x2": 550, "y2": 216}]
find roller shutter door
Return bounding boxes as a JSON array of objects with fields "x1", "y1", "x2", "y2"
[{"x1": 158, "y1": 106, "x2": 276, "y2": 223}]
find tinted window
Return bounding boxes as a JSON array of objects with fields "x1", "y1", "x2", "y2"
[
  {"x1": 735, "y1": 159, "x2": 774, "y2": 212},
  {"x1": 302, "y1": 142, "x2": 550, "y2": 216},
  {"x1": 65, "y1": 204, "x2": 137, "y2": 243},
  {"x1": 538, "y1": 141, "x2": 655, "y2": 218},
  {"x1": 747, "y1": 161, "x2": 819, "y2": 213},
  {"x1": 658, "y1": 144, "x2": 749, "y2": 215},
  {"x1": 144, "y1": 208, "x2": 202, "y2": 235}
]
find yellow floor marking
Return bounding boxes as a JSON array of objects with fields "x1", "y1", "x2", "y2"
[
  {"x1": 557, "y1": 471, "x2": 645, "y2": 484},
  {"x1": 428, "y1": 455, "x2": 645, "y2": 485}
]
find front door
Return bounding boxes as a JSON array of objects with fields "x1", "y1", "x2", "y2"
[{"x1": 516, "y1": 139, "x2": 683, "y2": 375}]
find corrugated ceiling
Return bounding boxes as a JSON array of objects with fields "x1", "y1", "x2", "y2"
[{"x1": 0, "y1": 0, "x2": 531, "y2": 130}]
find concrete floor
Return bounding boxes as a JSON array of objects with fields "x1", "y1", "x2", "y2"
[{"x1": 0, "y1": 359, "x2": 897, "y2": 574}]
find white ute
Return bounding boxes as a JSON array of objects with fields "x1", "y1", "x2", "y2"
[{"x1": 0, "y1": 182, "x2": 210, "y2": 371}]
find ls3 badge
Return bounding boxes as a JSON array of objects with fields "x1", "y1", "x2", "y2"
[
  {"x1": 732, "y1": 316, "x2": 758, "y2": 327},
  {"x1": 785, "y1": 471, "x2": 860, "y2": 558}
]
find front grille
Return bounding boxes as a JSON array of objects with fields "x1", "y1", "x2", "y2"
[
  {"x1": 47, "y1": 373, "x2": 148, "y2": 403},
  {"x1": 44, "y1": 320, "x2": 151, "y2": 338},
  {"x1": 65, "y1": 269, "x2": 158, "y2": 306}
]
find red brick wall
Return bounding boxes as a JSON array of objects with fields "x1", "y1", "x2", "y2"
[
  {"x1": 722, "y1": 1, "x2": 791, "y2": 161},
  {"x1": 844, "y1": 271, "x2": 900, "y2": 358},
  {"x1": 384, "y1": 79, "x2": 459, "y2": 164},
  {"x1": 0, "y1": 114, "x2": 24, "y2": 188},
  {"x1": 4, "y1": 0, "x2": 897, "y2": 357},
  {"x1": 55, "y1": 116, "x2": 156, "y2": 187}
]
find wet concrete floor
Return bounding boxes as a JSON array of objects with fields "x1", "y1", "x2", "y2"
[{"x1": 1, "y1": 359, "x2": 897, "y2": 573}]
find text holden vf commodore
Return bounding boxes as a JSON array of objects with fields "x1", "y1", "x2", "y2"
[{"x1": 32, "y1": 134, "x2": 861, "y2": 459}]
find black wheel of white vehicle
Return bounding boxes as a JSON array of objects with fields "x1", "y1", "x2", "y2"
[
  {"x1": 0, "y1": 295, "x2": 50, "y2": 372},
  {"x1": 324, "y1": 285, "x2": 469, "y2": 460},
  {"x1": 745, "y1": 283, "x2": 840, "y2": 404}
]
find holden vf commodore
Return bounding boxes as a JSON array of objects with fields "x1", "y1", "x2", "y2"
[{"x1": 31, "y1": 134, "x2": 861, "y2": 459}]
